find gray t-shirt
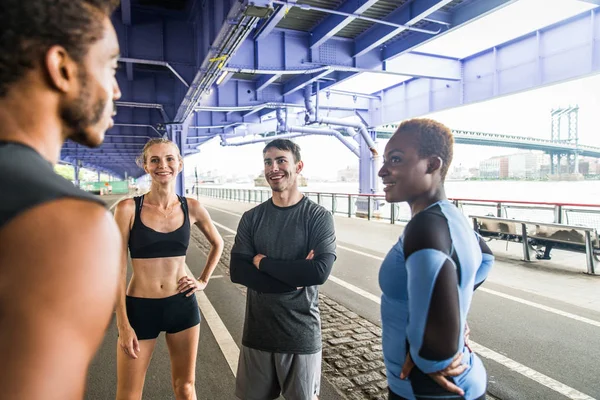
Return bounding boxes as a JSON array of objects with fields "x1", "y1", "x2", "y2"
[{"x1": 231, "y1": 196, "x2": 336, "y2": 354}]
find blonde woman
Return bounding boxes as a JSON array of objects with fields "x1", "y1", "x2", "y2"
[{"x1": 113, "y1": 138, "x2": 224, "y2": 400}]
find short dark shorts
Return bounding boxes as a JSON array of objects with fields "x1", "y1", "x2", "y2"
[
  {"x1": 125, "y1": 291, "x2": 200, "y2": 340},
  {"x1": 388, "y1": 387, "x2": 486, "y2": 400}
]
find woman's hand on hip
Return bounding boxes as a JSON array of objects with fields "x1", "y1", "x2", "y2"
[
  {"x1": 400, "y1": 352, "x2": 466, "y2": 396},
  {"x1": 177, "y1": 276, "x2": 207, "y2": 296}
]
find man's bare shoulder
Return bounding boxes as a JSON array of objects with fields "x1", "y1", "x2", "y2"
[
  {"x1": 0, "y1": 198, "x2": 121, "y2": 399},
  {"x1": 0, "y1": 198, "x2": 121, "y2": 279}
]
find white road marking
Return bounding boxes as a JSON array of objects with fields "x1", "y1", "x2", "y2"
[
  {"x1": 213, "y1": 220, "x2": 237, "y2": 235},
  {"x1": 470, "y1": 343, "x2": 596, "y2": 400},
  {"x1": 328, "y1": 275, "x2": 382, "y2": 304},
  {"x1": 204, "y1": 206, "x2": 599, "y2": 398},
  {"x1": 478, "y1": 287, "x2": 600, "y2": 328},
  {"x1": 337, "y1": 244, "x2": 386, "y2": 261},
  {"x1": 186, "y1": 265, "x2": 239, "y2": 377},
  {"x1": 205, "y1": 205, "x2": 245, "y2": 218},
  {"x1": 209, "y1": 205, "x2": 600, "y2": 328},
  {"x1": 210, "y1": 274, "x2": 225, "y2": 279},
  {"x1": 196, "y1": 291, "x2": 239, "y2": 377}
]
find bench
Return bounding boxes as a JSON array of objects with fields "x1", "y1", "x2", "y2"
[{"x1": 470, "y1": 215, "x2": 599, "y2": 275}]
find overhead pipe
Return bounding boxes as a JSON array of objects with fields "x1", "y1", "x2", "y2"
[
  {"x1": 222, "y1": 132, "x2": 304, "y2": 146},
  {"x1": 222, "y1": 127, "x2": 359, "y2": 157},
  {"x1": 315, "y1": 115, "x2": 378, "y2": 156},
  {"x1": 304, "y1": 86, "x2": 315, "y2": 118},
  {"x1": 224, "y1": 66, "x2": 330, "y2": 75},
  {"x1": 105, "y1": 134, "x2": 153, "y2": 140},
  {"x1": 272, "y1": 0, "x2": 441, "y2": 35},
  {"x1": 344, "y1": 127, "x2": 361, "y2": 144},
  {"x1": 113, "y1": 123, "x2": 161, "y2": 136},
  {"x1": 116, "y1": 101, "x2": 163, "y2": 109},
  {"x1": 195, "y1": 102, "x2": 304, "y2": 112},
  {"x1": 119, "y1": 57, "x2": 189, "y2": 87},
  {"x1": 287, "y1": 126, "x2": 359, "y2": 157},
  {"x1": 276, "y1": 108, "x2": 286, "y2": 132},
  {"x1": 325, "y1": 89, "x2": 380, "y2": 100},
  {"x1": 302, "y1": 89, "x2": 377, "y2": 156},
  {"x1": 223, "y1": 65, "x2": 442, "y2": 80},
  {"x1": 189, "y1": 122, "x2": 245, "y2": 129}
]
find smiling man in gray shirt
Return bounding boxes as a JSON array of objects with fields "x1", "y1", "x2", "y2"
[{"x1": 230, "y1": 139, "x2": 336, "y2": 400}]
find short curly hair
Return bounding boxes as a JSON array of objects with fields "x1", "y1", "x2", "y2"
[
  {"x1": 0, "y1": 0, "x2": 120, "y2": 97},
  {"x1": 395, "y1": 118, "x2": 454, "y2": 180}
]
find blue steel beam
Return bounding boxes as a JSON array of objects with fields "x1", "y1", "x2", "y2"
[
  {"x1": 380, "y1": 0, "x2": 515, "y2": 61},
  {"x1": 317, "y1": 0, "x2": 516, "y2": 94},
  {"x1": 371, "y1": 9, "x2": 600, "y2": 128},
  {"x1": 354, "y1": 0, "x2": 454, "y2": 58},
  {"x1": 175, "y1": 2, "x2": 261, "y2": 122},
  {"x1": 283, "y1": 70, "x2": 332, "y2": 96},
  {"x1": 310, "y1": 0, "x2": 379, "y2": 49},
  {"x1": 423, "y1": 10, "x2": 451, "y2": 25},
  {"x1": 227, "y1": 30, "x2": 460, "y2": 81},
  {"x1": 255, "y1": 4, "x2": 288, "y2": 40},
  {"x1": 121, "y1": 0, "x2": 131, "y2": 25},
  {"x1": 256, "y1": 74, "x2": 281, "y2": 92}
]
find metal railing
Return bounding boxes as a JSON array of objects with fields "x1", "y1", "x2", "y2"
[{"x1": 196, "y1": 187, "x2": 600, "y2": 231}]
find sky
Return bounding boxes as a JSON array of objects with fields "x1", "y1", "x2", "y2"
[{"x1": 185, "y1": 0, "x2": 600, "y2": 180}]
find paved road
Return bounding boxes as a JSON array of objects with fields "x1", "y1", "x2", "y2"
[
  {"x1": 89, "y1": 195, "x2": 600, "y2": 399},
  {"x1": 200, "y1": 197, "x2": 600, "y2": 400},
  {"x1": 85, "y1": 195, "x2": 345, "y2": 400}
]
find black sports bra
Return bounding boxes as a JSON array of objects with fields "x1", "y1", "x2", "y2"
[{"x1": 128, "y1": 195, "x2": 190, "y2": 259}]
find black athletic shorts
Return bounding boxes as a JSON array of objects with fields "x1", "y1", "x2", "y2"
[
  {"x1": 388, "y1": 387, "x2": 486, "y2": 400},
  {"x1": 125, "y1": 291, "x2": 200, "y2": 340}
]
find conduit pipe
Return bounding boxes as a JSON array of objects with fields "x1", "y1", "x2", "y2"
[
  {"x1": 314, "y1": 116, "x2": 378, "y2": 156},
  {"x1": 222, "y1": 132, "x2": 305, "y2": 146},
  {"x1": 221, "y1": 124, "x2": 360, "y2": 157},
  {"x1": 301, "y1": 89, "x2": 377, "y2": 155},
  {"x1": 304, "y1": 86, "x2": 315, "y2": 117},
  {"x1": 287, "y1": 126, "x2": 359, "y2": 157},
  {"x1": 119, "y1": 57, "x2": 189, "y2": 87},
  {"x1": 195, "y1": 102, "x2": 304, "y2": 112},
  {"x1": 224, "y1": 66, "x2": 330, "y2": 75}
]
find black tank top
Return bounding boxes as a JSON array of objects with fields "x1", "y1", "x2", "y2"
[
  {"x1": 128, "y1": 195, "x2": 191, "y2": 259},
  {"x1": 0, "y1": 141, "x2": 105, "y2": 229}
]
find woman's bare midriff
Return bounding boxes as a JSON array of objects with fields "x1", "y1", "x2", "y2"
[{"x1": 127, "y1": 255, "x2": 187, "y2": 298}]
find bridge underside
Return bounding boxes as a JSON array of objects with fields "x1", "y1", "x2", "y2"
[{"x1": 60, "y1": 0, "x2": 600, "y2": 192}]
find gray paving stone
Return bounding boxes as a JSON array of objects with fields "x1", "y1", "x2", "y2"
[
  {"x1": 329, "y1": 337, "x2": 354, "y2": 346},
  {"x1": 353, "y1": 372, "x2": 384, "y2": 386},
  {"x1": 330, "y1": 377, "x2": 355, "y2": 391}
]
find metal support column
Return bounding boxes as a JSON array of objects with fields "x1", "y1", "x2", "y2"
[
  {"x1": 356, "y1": 129, "x2": 379, "y2": 218},
  {"x1": 169, "y1": 118, "x2": 190, "y2": 196},
  {"x1": 74, "y1": 160, "x2": 80, "y2": 188}
]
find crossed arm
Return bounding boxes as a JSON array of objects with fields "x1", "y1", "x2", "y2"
[{"x1": 230, "y1": 210, "x2": 336, "y2": 292}]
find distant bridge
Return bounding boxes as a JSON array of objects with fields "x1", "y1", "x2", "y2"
[{"x1": 375, "y1": 127, "x2": 600, "y2": 158}]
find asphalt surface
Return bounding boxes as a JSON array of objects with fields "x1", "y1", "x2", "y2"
[
  {"x1": 199, "y1": 197, "x2": 600, "y2": 400},
  {"x1": 85, "y1": 195, "x2": 345, "y2": 400},
  {"x1": 85, "y1": 195, "x2": 600, "y2": 400}
]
